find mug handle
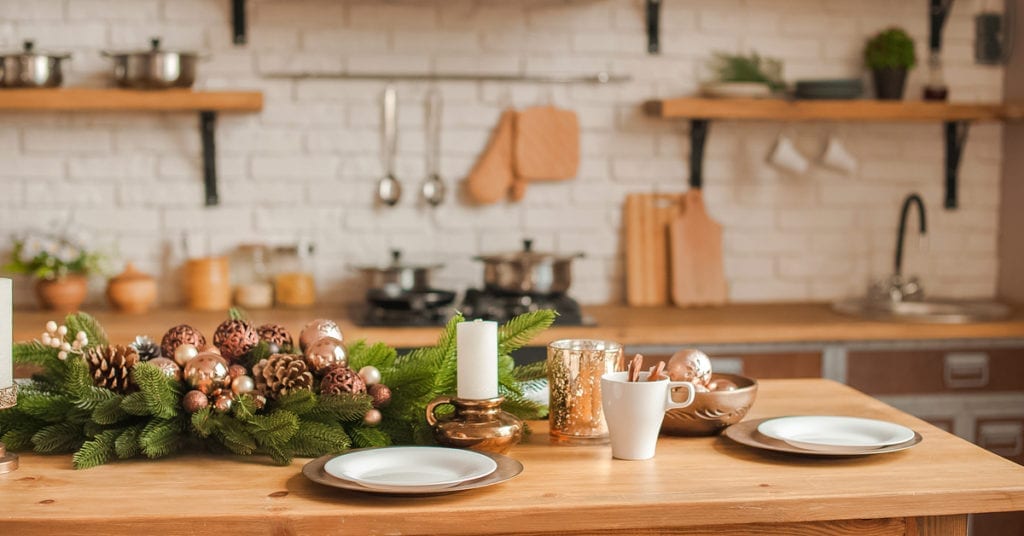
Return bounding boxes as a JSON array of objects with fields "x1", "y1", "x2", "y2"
[
  {"x1": 665, "y1": 381, "x2": 695, "y2": 410},
  {"x1": 425, "y1": 395, "x2": 452, "y2": 427}
]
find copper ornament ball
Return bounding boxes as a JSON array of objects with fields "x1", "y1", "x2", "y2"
[
  {"x1": 184, "y1": 352, "x2": 231, "y2": 394},
  {"x1": 228, "y1": 364, "x2": 247, "y2": 379},
  {"x1": 173, "y1": 343, "x2": 199, "y2": 367},
  {"x1": 161, "y1": 324, "x2": 206, "y2": 359},
  {"x1": 202, "y1": 345, "x2": 222, "y2": 355},
  {"x1": 304, "y1": 336, "x2": 348, "y2": 372},
  {"x1": 363, "y1": 408, "x2": 382, "y2": 427},
  {"x1": 368, "y1": 383, "x2": 391, "y2": 408},
  {"x1": 213, "y1": 394, "x2": 233, "y2": 413},
  {"x1": 148, "y1": 357, "x2": 182, "y2": 381},
  {"x1": 320, "y1": 365, "x2": 366, "y2": 395},
  {"x1": 182, "y1": 390, "x2": 209, "y2": 413},
  {"x1": 667, "y1": 349, "x2": 713, "y2": 387},
  {"x1": 257, "y1": 323, "x2": 294, "y2": 352},
  {"x1": 299, "y1": 319, "x2": 343, "y2": 353},
  {"x1": 213, "y1": 319, "x2": 259, "y2": 362}
]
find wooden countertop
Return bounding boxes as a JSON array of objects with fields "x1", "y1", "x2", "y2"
[
  {"x1": 11, "y1": 303, "x2": 1024, "y2": 349},
  {"x1": 1, "y1": 379, "x2": 1022, "y2": 535}
]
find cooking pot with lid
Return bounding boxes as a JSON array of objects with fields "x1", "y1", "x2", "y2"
[
  {"x1": 0, "y1": 40, "x2": 70, "y2": 88},
  {"x1": 475, "y1": 239, "x2": 583, "y2": 295},
  {"x1": 354, "y1": 250, "x2": 442, "y2": 294},
  {"x1": 101, "y1": 38, "x2": 201, "y2": 89}
]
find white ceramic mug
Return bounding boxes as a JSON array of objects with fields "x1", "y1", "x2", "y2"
[
  {"x1": 600, "y1": 371, "x2": 696, "y2": 460},
  {"x1": 820, "y1": 135, "x2": 858, "y2": 174},
  {"x1": 767, "y1": 134, "x2": 810, "y2": 175}
]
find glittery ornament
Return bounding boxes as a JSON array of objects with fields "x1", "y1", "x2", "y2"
[
  {"x1": 161, "y1": 324, "x2": 206, "y2": 360},
  {"x1": 184, "y1": 352, "x2": 231, "y2": 395},
  {"x1": 174, "y1": 343, "x2": 199, "y2": 367},
  {"x1": 85, "y1": 344, "x2": 140, "y2": 393},
  {"x1": 666, "y1": 349, "x2": 713, "y2": 387},
  {"x1": 231, "y1": 375, "x2": 255, "y2": 395},
  {"x1": 130, "y1": 335, "x2": 161, "y2": 361},
  {"x1": 253, "y1": 395, "x2": 267, "y2": 410},
  {"x1": 363, "y1": 408, "x2": 382, "y2": 427},
  {"x1": 257, "y1": 323, "x2": 294, "y2": 352},
  {"x1": 253, "y1": 353, "x2": 314, "y2": 399},
  {"x1": 358, "y1": 365, "x2": 381, "y2": 386},
  {"x1": 213, "y1": 319, "x2": 259, "y2": 362},
  {"x1": 299, "y1": 319, "x2": 343, "y2": 353},
  {"x1": 368, "y1": 383, "x2": 391, "y2": 408},
  {"x1": 228, "y1": 364, "x2": 247, "y2": 379},
  {"x1": 303, "y1": 336, "x2": 348, "y2": 372},
  {"x1": 320, "y1": 365, "x2": 366, "y2": 396},
  {"x1": 148, "y1": 357, "x2": 182, "y2": 381},
  {"x1": 213, "y1": 394, "x2": 233, "y2": 413},
  {"x1": 182, "y1": 390, "x2": 209, "y2": 413}
]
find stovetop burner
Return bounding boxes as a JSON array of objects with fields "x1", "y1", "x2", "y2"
[
  {"x1": 351, "y1": 304, "x2": 454, "y2": 327},
  {"x1": 459, "y1": 288, "x2": 591, "y2": 326}
]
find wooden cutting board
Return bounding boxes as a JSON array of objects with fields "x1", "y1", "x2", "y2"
[
  {"x1": 669, "y1": 189, "x2": 727, "y2": 306},
  {"x1": 624, "y1": 193, "x2": 684, "y2": 306},
  {"x1": 513, "y1": 106, "x2": 579, "y2": 181}
]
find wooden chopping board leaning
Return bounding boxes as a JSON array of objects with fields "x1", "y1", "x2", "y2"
[
  {"x1": 669, "y1": 189, "x2": 727, "y2": 306},
  {"x1": 466, "y1": 106, "x2": 580, "y2": 204}
]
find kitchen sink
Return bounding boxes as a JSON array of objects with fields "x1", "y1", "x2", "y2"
[{"x1": 833, "y1": 298, "x2": 1012, "y2": 324}]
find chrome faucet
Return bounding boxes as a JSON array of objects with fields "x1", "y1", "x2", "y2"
[{"x1": 894, "y1": 193, "x2": 927, "y2": 276}]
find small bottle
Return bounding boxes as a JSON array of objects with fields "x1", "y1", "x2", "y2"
[
  {"x1": 273, "y1": 240, "x2": 316, "y2": 308},
  {"x1": 232, "y1": 244, "x2": 273, "y2": 309},
  {"x1": 922, "y1": 50, "x2": 949, "y2": 101}
]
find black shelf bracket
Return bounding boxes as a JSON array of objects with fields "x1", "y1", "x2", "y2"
[
  {"x1": 200, "y1": 111, "x2": 219, "y2": 206},
  {"x1": 232, "y1": 0, "x2": 247, "y2": 45},
  {"x1": 646, "y1": 0, "x2": 661, "y2": 54},
  {"x1": 689, "y1": 119, "x2": 709, "y2": 189},
  {"x1": 944, "y1": 120, "x2": 969, "y2": 210}
]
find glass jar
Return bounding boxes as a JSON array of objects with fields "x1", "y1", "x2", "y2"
[
  {"x1": 273, "y1": 240, "x2": 316, "y2": 308},
  {"x1": 547, "y1": 339, "x2": 625, "y2": 444},
  {"x1": 231, "y1": 244, "x2": 273, "y2": 309}
]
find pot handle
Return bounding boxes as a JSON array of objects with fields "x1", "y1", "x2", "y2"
[{"x1": 425, "y1": 396, "x2": 453, "y2": 427}]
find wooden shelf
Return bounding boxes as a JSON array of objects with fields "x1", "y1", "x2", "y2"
[
  {"x1": 644, "y1": 97, "x2": 1011, "y2": 122},
  {"x1": 0, "y1": 88, "x2": 263, "y2": 112}
]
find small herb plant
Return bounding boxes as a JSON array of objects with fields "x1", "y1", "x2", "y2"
[
  {"x1": 708, "y1": 51, "x2": 785, "y2": 91},
  {"x1": 864, "y1": 28, "x2": 917, "y2": 70},
  {"x1": 6, "y1": 231, "x2": 106, "y2": 280}
]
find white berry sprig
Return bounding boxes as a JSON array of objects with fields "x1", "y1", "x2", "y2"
[{"x1": 40, "y1": 320, "x2": 88, "y2": 361}]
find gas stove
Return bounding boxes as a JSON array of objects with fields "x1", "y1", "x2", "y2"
[{"x1": 352, "y1": 289, "x2": 592, "y2": 327}]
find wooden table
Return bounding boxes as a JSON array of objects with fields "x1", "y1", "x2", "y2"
[{"x1": 1, "y1": 379, "x2": 1022, "y2": 535}]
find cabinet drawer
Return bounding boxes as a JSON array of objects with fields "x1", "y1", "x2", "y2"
[
  {"x1": 847, "y1": 348, "x2": 1024, "y2": 395},
  {"x1": 639, "y1": 352, "x2": 821, "y2": 380}
]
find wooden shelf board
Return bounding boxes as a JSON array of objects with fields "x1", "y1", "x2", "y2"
[
  {"x1": 0, "y1": 88, "x2": 263, "y2": 112},
  {"x1": 644, "y1": 97, "x2": 1010, "y2": 122}
]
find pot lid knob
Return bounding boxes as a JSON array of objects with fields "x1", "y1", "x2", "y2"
[
  {"x1": 523, "y1": 239, "x2": 533, "y2": 252},
  {"x1": 150, "y1": 37, "x2": 161, "y2": 50},
  {"x1": 390, "y1": 249, "x2": 402, "y2": 264},
  {"x1": 22, "y1": 40, "x2": 34, "y2": 52}
]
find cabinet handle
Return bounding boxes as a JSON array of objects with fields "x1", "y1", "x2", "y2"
[
  {"x1": 943, "y1": 353, "x2": 989, "y2": 389},
  {"x1": 978, "y1": 422, "x2": 1024, "y2": 457}
]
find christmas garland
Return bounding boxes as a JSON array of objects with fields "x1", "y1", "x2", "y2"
[{"x1": 0, "y1": 309, "x2": 553, "y2": 469}]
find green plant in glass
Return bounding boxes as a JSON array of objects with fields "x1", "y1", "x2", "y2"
[{"x1": 708, "y1": 51, "x2": 785, "y2": 91}]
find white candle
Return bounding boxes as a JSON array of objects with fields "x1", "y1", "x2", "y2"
[
  {"x1": 456, "y1": 319, "x2": 498, "y2": 400},
  {"x1": 0, "y1": 278, "x2": 11, "y2": 390}
]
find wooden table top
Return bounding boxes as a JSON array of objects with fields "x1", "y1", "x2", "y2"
[
  {"x1": 1, "y1": 379, "x2": 1022, "y2": 535},
  {"x1": 12, "y1": 303, "x2": 1024, "y2": 349}
]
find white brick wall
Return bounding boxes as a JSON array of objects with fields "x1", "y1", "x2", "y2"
[{"x1": 0, "y1": 0, "x2": 1006, "y2": 308}]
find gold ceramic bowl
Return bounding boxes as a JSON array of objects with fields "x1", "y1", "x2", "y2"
[{"x1": 661, "y1": 373, "x2": 757, "y2": 436}]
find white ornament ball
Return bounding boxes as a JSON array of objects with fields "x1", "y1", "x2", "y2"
[
  {"x1": 174, "y1": 343, "x2": 200, "y2": 367},
  {"x1": 231, "y1": 375, "x2": 256, "y2": 395},
  {"x1": 363, "y1": 408, "x2": 382, "y2": 427},
  {"x1": 358, "y1": 365, "x2": 381, "y2": 386},
  {"x1": 45, "y1": 321, "x2": 57, "y2": 333}
]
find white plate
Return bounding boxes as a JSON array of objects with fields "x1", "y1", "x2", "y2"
[
  {"x1": 323, "y1": 446, "x2": 497, "y2": 490},
  {"x1": 757, "y1": 416, "x2": 916, "y2": 450}
]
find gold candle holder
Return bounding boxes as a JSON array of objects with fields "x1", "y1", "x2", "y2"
[
  {"x1": 425, "y1": 396, "x2": 523, "y2": 455},
  {"x1": 0, "y1": 384, "x2": 18, "y2": 473},
  {"x1": 547, "y1": 339, "x2": 624, "y2": 445}
]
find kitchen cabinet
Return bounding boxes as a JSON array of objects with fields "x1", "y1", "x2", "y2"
[{"x1": 637, "y1": 351, "x2": 822, "y2": 380}]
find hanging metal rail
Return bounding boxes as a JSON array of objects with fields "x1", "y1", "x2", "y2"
[{"x1": 263, "y1": 71, "x2": 631, "y2": 84}]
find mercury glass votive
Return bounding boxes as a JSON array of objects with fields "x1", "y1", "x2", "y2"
[{"x1": 547, "y1": 339, "x2": 624, "y2": 444}]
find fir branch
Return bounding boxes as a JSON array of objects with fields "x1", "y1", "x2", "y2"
[
  {"x1": 64, "y1": 312, "x2": 108, "y2": 347},
  {"x1": 13, "y1": 340, "x2": 58, "y2": 367},
  {"x1": 64, "y1": 358, "x2": 117, "y2": 410},
  {"x1": 191, "y1": 407, "x2": 214, "y2": 438},
  {"x1": 73, "y1": 428, "x2": 119, "y2": 469},
  {"x1": 348, "y1": 425, "x2": 391, "y2": 449},
  {"x1": 17, "y1": 392, "x2": 76, "y2": 423},
  {"x1": 211, "y1": 415, "x2": 256, "y2": 455},
  {"x1": 497, "y1": 392, "x2": 546, "y2": 421},
  {"x1": 249, "y1": 411, "x2": 299, "y2": 447},
  {"x1": 139, "y1": 418, "x2": 182, "y2": 459},
  {"x1": 130, "y1": 363, "x2": 181, "y2": 419},
  {"x1": 228, "y1": 307, "x2": 246, "y2": 321},
  {"x1": 231, "y1": 394, "x2": 258, "y2": 422},
  {"x1": 347, "y1": 342, "x2": 397, "y2": 373},
  {"x1": 306, "y1": 394, "x2": 373, "y2": 423},
  {"x1": 288, "y1": 420, "x2": 351, "y2": 458},
  {"x1": 114, "y1": 424, "x2": 144, "y2": 459},
  {"x1": 272, "y1": 390, "x2": 317, "y2": 416},
  {"x1": 497, "y1": 310, "x2": 556, "y2": 355},
  {"x1": 91, "y1": 394, "x2": 127, "y2": 425},
  {"x1": 31, "y1": 421, "x2": 85, "y2": 453}
]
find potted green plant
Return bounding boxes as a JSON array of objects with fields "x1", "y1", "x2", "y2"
[
  {"x1": 864, "y1": 27, "x2": 917, "y2": 100},
  {"x1": 702, "y1": 51, "x2": 785, "y2": 98},
  {"x1": 5, "y1": 231, "x2": 106, "y2": 312}
]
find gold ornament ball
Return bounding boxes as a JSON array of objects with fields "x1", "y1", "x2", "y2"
[
  {"x1": 666, "y1": 349, "x2": 713, "y2": 387},
  {"x1": 184, "y1": 352, "x2": 231, "y2": 394},
  {"x1": 174, "y1": 343, "x2": 199, "y2": 367},
  {"x1": 182, "y1": 390, "x2": 209, "y2": 413},
  {"x1": 358, "y1": 365, "x2": 381, "y2": 386},
  {"x1": 148, "y1": 357, "x2": 182, "y2": 381},
  {"x1": 363, "y1": 408, "x2": 382, "y2": 427},
  {"x1": 299, "y1": 319, "x2": 343, "y2": 353},
  {"x1": 304, "y1": 336, "x2": 348, "y2": 372},
  {"x1": 202, "y1": 345, "x2": 222, "y2": 355},
  {"x1": 213, "y1": 394, "x2": 233, "y2": 413},
  {"x1": 231, "y1": 375, "x2": 256, "y2": 395}
]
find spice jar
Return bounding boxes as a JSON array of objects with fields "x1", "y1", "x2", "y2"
[
  {"x1": 231, "y1": 244, "x2": 273, "y2": 309},
  {"x1": 273, "y1": 241, "x2": 316, "y2": 308}
]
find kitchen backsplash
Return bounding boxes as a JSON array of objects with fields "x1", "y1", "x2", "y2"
[{"x1": 0, "y1": 0, "x2": 1004, "y2": 306}]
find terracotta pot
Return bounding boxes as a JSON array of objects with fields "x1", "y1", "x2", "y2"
[
  {"x1": 35, "y1": 275, "x2": 88, "y2": 313},
  {"x1": 106, "y1": 262, "x2": 157, "y2": 314}
]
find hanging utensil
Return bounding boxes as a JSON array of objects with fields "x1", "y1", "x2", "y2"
[
  {"x1": 421, "y1": 87, "x2": 446, "y2": 206},
  {"x1": 376, "y1": 85, "x2": 401, "y2": 206}
]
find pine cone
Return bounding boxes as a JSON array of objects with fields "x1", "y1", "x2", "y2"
[
  {"x1": 252, "y1": 353, "x2": 313, "y2": 399},
  {"x1": 161, "y1": 325, "x2": 206, "y2": 359},
  {"x1": 130, "y1": 335, "x2": 161, "y2": 361},
  {"x1": 86, "y1": 344, "x2": 140, "y2": 393},
  {"x1": 320, "y1": 365, "x2": 366, "y2": 396},
  {"x1": 213, "y1": 319, "x2": 259, "y2": 362},
  {"x1": 257, "y1": 323, "x2": 294, "y2": 352}
]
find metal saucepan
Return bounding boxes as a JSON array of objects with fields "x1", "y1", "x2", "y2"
[
  {"x1": 354, "y1": 250, "x2": 442, "y2": 294},
  {"x1": 0, "y1": 40, "x2": 70, "y2": 88},
  {"x1": 101, "y1": 38, "x2": 201, "y2": 89},
  {"x1": 475, "y1": 239, "x2": 583, "y2": 295}
]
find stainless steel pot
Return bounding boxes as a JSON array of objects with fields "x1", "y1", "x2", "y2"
[
  {"x1": 475, "y1": 240, "x2": 583, "y2": 295},
  {"x1": 101, "y1": 38, "x2": 200, "y2": 89},
  {"x1": 355, "y1": 250, "x2": 441, "y2": 294},
  {"x1": 0, "y1": 40, "x2": 70, "y2": 88}
]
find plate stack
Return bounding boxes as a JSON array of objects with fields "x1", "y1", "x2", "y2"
[{"x1": 725, "y1": 416, "x2": 921, "y2": 456}]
